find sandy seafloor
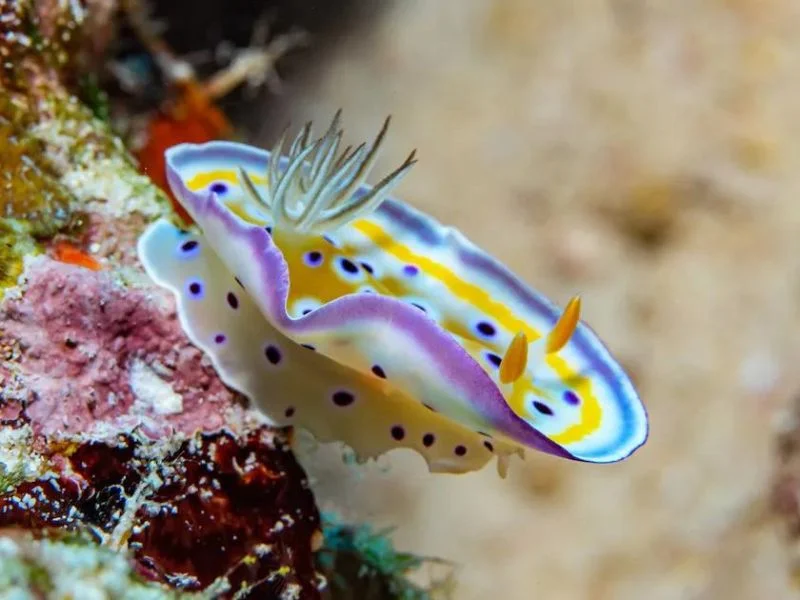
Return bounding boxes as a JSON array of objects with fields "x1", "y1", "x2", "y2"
[{"x1": 251, "y1": 1, "x2": 800, "y2": 598}]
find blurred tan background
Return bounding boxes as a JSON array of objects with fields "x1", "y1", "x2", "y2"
[{"x1": 260, "y1": 1, "x2": 800, "y2": 598}]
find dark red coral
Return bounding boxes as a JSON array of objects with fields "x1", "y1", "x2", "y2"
[
  {"x1": 131, "y1": 429, "x2": 321, "y2": 594},
  {"x1": 0, "y1": 429, "x2": 322, "y2": 597}
]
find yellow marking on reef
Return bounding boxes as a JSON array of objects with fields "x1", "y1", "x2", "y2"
[
  {"x1": 499, "y1": 332, "x2": 528, "y2": 384},
  {"x1": 185, "y1": 169, "x2": 601, "y2": 446}
]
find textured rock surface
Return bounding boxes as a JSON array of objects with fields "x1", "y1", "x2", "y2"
[
  {"x1": 257, "y1": 1, "x2": 800, "y2": 598},
  {"x1": 0, "y1": 2, "x2": 324, "y2": 597}
]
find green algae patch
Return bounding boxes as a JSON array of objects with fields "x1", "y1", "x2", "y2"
[{"x1": 317, "y1": 512, "x2": 456, "y2": 600}]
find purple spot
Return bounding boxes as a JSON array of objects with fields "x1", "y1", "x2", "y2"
[
  {"x1": 533, "y1": 401, "x2": 554, "y2": 416},
  {"x1": 304, "y1": 251, "x2": 323, "y2": 267},
  {"x1": 455, "y1": 445, "x2": 467, "y2": 457},
  {"x1": 332, "y1": 391, "x2": 355, "y2": 407},
  {"x1": 210, "y1": 182, "x2": 228, "y2": 195},
  {"x1": 340, "y1": 258, "x2": 358, "y2": 274},
  {"x1": 186, "y1": 279, "x2": 204, "y2": 299},
  {"x1": 564, "y1": 390, "x2": 580, "y2": 405},
  {"x1": 391, "y1": 426, "x2": 405, "y2": 441},
  {"x1": 477, "y1": 321, "x2": 496, "y2": 337},
  {"x1": 360, "y1": 262, "x2": 374, "y2": 274},
  {"x1": 301, "y1": 344, "x2": 316, "y2": 351},
  {"x1": 285, "y1": 406, "x2": 295, "y2": 418},
  {"x1": 422, "y1": 433, "x2": 435, "y2": 447},
  {"x1": 214, "y1": 333, "x2": 227, "y2": 344},
  {"x1": 403, "y1": 264, "x2": 419, "y2": 276},
  {"x1": 227, "y1": 292, "x2": 239, "y2": 309},
  {"x1": 264, "y1": 345, "x2": 282, "y2": 365},
  {"x1": 486, "y1": 353, "x2": 502, "y2": 367},
  {"x1": 179, "y1": 240, "x2": 199, "y2": 255},
  {"x1": 371, "y1": 365, "x2": 386, "y2": 378},
  {"x1": 483, "y1": 441, "x2": 494, "y2": 452}
]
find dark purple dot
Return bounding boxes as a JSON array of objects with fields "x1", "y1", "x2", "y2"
[
  {"x1": 226, "y1": 292, "x2": 239, "y2": 309},
  {"x1": 564, "y1": 390, "x2": 580, "y2": 405},
  {"x1": 210, "y1": 182, "x2": 228, "y2": 195},
  {"x1": 214, "y1": 333, "x2": 226, "y2": 344},
  {"x1": 180, "y1": 240, "x2": 198, "y2": 253},
  {"x1": 301, "y1": 344, "x2": 316, "y2": 351},
  {"x1": 411, "y1": 302, "x2": 427, "y2": 312},
  {"x1": 371, "y1": 365, "x2": 386, "y2": 378},
  {"x1": 486, "y1": 353, "x2": 502, "y2": 367},
  {"x1": 403, "y1": 264, "x2": 419, "y2": 276},
  {"x1": 302, "y1": 309, "x2": 313, "y2": 315},
  {"x1": 264, "y1": 345, "x2": 282, "y2": 365},
  {"x1": 284, "y1": 407, "x2": 295, "y2": 418},
  {"x1": 332, "y1": 391, "x2": 355, "y2": 407},
  {"x1": 304, "y1": 251, "x2": 323, "y2": 266},
  {"x1": 187, "y1": 281, "x2": 203, "y2": 297},
  {"x1": 360, "y1": 262, "x2": 374, "y2": 274},
  {"x1": 533, "y1": 401, "x2": 554, "y2": 416},
  {"x1": 455, "y1": 445, "x2": 467, "y2": 457},
  {"x1": 422, "y1": 433, "x2": 435, "y2": 447},
  {"x1": 477, "y1": 321, "x2": 496, "y2": 337},
  {"x1": 265, "y1": 226, "x2": 272, "y2": 234},
  {"x1": 340, "y1": 258, "x2": 358, "y2": 274},
  {"x1": 483, "y1": 441, "x2": 494, "y2": 452},
  {"x1": 391, "y1": 426, "x2": 405, "y2": 441}
]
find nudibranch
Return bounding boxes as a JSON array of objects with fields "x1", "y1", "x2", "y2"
[{"x1": 137, "y1": 111, "x2": 648, "y2": 476}]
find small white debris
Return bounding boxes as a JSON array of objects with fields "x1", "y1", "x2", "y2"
[
  {"x1": 129, "y1": 359, "x2": 184, "y2": 416},
  {"x1": 0, "y1": 425, "x2": 44, "y2": 484}
]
